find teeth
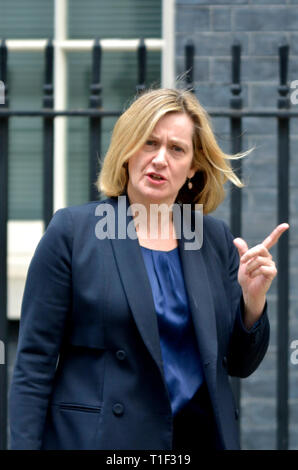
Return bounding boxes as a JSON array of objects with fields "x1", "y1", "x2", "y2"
[{"x1": 151, "y1": 174, "x2": 162, "y2": 180}]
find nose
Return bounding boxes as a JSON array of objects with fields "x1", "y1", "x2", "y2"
[{"x1": 152, "y1": 145, "x2": 167, "y2": 166}]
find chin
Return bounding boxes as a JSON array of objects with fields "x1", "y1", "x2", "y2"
[
  {"x1": 143, "y1": 188, "x2": 170, "y2": 200},
  {"x1": 129, "y1": 184, "x2": 175, "y2": 205}
]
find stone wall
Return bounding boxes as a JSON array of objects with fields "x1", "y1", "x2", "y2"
[{"x1": 176, "y1": 0, "x2": 298, "y2": 450}]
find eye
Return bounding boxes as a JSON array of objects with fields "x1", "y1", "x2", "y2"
[
  {"x1": 145, "y1": 139, "x2": 156, "y2": 146},
  {"x1": 144, "y1": 139, "x2": 159, "y2": 152},
  {"x1": 172, "y1": 145, "x2": 184, "y2": 153}
]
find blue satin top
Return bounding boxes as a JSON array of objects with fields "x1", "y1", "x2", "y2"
[{"x1": 140, "y1": 245, "x2": 204, "y2": 416}]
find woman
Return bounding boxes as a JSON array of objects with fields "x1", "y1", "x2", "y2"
[{"x1": 9, "y1": 88, "x2": 288, "y2": 450}]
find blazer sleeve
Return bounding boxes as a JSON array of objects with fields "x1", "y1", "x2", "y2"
[
  {"x1": 9, "y1": 208, "x2": 73, "y2": 449},
  {"x1": 222, "y1": 222, "x2": 270, "y2": 378}
]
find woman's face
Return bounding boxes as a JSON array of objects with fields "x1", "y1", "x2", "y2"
[{"x1": 126, "y1": 112, "x2": 196, "y2": 207}]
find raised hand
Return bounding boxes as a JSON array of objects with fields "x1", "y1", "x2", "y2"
[{"x1": 233, "y1": 223, "x2": 289, "y2": 329}]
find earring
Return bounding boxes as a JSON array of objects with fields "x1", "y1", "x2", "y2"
[{"x1": 187, "y1": 177, "x2": 193, "y2": 190}]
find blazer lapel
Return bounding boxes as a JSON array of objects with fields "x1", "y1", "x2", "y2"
[
  {"x1": 176, "y1": 205, "x2": 218, "y2": 367},
  {"x1": 107, "y1": 195, "x2": 165, "y2": 378},
  {"x1": 107, "y1": 195, "x2": 218, "y2": 377}
]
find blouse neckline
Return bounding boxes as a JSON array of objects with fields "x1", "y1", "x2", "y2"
[{"x1": 140, "y1": 245, "x2": 179, "y2": 254}]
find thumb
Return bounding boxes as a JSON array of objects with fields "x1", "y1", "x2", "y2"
[{"x1": 233, "y1": 237, "x2": 248, "y2": 259}]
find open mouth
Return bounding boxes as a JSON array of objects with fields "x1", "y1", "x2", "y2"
[{"x1": 147, "y1": 173, "x2": 166, "y2": 183}]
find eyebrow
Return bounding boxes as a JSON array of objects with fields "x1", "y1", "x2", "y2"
[{"x1": 149, "y1": 134, "x2": 190, "y2": 150}]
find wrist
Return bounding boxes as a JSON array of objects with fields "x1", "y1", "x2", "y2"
[{"x1": 242, "y1": 293, "x2": 266, "y2": 330}]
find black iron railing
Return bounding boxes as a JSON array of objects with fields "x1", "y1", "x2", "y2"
[{"x1": 0, "y1": 37, "x2": 296, "y2": 450}]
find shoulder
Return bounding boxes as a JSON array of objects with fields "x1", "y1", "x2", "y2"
[
  {"x1": 203, "y1": 213, "x2": 232, "y2": 242},
  {"x1": 203, "y1": 213, "x2": 226, "y2": 230},
  {"x1": 201, "y1": 213, "x2": 237, "y2": 262},
  {"x1": 42, "y1": 197, "x2": 116, "y2": 249},
  {"x1": 59, "y1": 197, "x2": 117, "y2": 218},
  {"x1": 51, "y1": 197, "x2": 117, "y2": 226}
]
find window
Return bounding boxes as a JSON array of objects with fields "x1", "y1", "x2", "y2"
[{"x1": 2, "y1": 0, "x2": 174, "y2": 319}]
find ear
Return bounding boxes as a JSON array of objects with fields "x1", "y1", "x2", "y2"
[
  {"x1": 188, "y1": 167, "x2": 196, "y2": 179},
  {"x1": 188, "y1": 154, "x2": 197, "y2": 179}
]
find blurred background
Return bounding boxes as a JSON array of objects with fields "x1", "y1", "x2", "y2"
[{"x1": 0, "y1": 0, "x2": 298, "y2": 451}]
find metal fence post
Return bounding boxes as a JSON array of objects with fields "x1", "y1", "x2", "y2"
[
  {"x1": 0, "y1": 38, "x2": 8, "y2": 450},
  {"x1": 89, "y1": 38, "x2": 102, "y2": 202},
  {"x1": 42, "y1": 39, "x2": 54, "y2": 228},
  {"x1": 276, "y1": 41, "x2": 290, "y2": 451},
  {"x1": 185, "y1": 40, "x2": 194, "y2": 93},
  {"x1": 229, "y1": 40, "x2": 243, "y2": 437},
  {"x1": 136, "y1": 38, "x2": 147, "y2": 94}
]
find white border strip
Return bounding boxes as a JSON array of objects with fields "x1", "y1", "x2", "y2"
[
  {"x1": 53, "y1": 0, "x2": 67, "y2": 211},
  {"x1": 5, "y1": 38, "x2": 164, "y2": 52},
  {"x1": 162, "y1": 0, "x2": 175, "y2": 88}
]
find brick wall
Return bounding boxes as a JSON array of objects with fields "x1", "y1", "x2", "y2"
[{"x1": 176, "y1": 0, "x2": 298, "y2": 450}]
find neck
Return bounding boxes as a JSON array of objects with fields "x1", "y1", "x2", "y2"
[{"x1": 126, "y1": 190, "x2": 176, "y2": 241}]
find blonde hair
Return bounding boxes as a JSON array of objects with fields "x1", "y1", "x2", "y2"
[{"x1": 96, "y1": 88, "x2": 250, "y2": 214}]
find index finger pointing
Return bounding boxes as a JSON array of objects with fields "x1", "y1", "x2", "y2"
[{"x1": 262, "y1": 223, "x2": 290, "y2": 250}]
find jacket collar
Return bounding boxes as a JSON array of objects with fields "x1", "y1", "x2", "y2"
[{"x1": 107, "y1": 193, "x2": 218, "y2": 379}]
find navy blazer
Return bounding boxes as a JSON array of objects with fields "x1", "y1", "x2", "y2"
[{"x1": 9, "y1": 194, "x2": 270, "y2": 450}]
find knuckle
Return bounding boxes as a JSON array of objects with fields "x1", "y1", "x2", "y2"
[
  {"x1": 260, "y1": 244, "x2": 268, "y2": 254},
  {"x1": 258, "y1": 245, "x2": 266, "y2": 255}
]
